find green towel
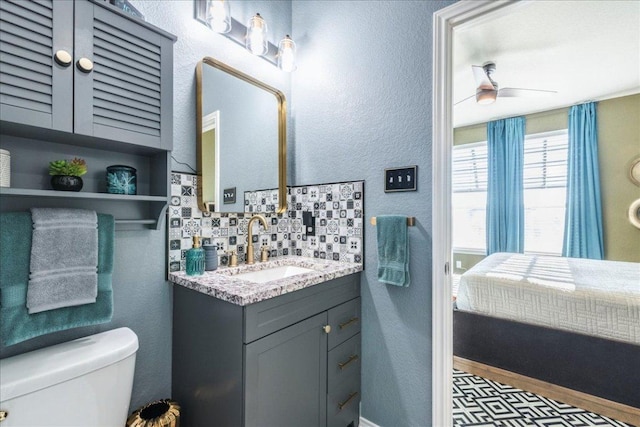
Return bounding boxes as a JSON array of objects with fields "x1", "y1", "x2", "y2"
[
  {"x1": 376, "y1": 215, "x2": 410, "y2": 287},
  {"x1": 0, "y1": 212, "x2": 114, "y2": 346}
]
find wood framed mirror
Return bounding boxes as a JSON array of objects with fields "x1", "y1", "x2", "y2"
[{"x1": 196, "y1": 57, "x2": 287, "y2": 213}]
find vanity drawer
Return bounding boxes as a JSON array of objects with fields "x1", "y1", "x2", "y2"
[
  {"x1": 327, "y1": 297, "x2": 361, "y2": 350},
  {"x1": 327, "y1": 369, "x2": 361, "y2": 427},
  {"x1": 244, "y1": 273, "x2": 360, "y2": 343},
  {"x1": 328, "y1": 333, "x2": 361, "y2": 390}
]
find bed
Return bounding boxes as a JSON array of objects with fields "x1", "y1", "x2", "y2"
[{"x1": 453, "y1": 252, "x2": 640, "y2": 409}]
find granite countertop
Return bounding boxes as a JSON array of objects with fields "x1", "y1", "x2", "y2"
[{"x1": 169, "y1": 256, "x2": 363, "y2": 306}]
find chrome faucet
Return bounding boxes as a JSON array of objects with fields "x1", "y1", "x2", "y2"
[{"x1": 246, "y1": 215, "x2": 268, "y2": 264}]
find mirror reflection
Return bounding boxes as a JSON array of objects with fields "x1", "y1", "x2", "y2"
[{"x1": 196, "y1": 57, "x2": 286, "y2": 213}]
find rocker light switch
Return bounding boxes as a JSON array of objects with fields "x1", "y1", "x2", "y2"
[
  {"x1": 302, "y1": 211, "x2": 315, "y2": 236},
  {"x1": 384, "y1": 166, "x2": 417, "y2": 192}
]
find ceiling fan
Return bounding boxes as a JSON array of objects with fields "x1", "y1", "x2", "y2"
[{"x1": 455, "y1": 61, "x2": 557, "y2": 106}]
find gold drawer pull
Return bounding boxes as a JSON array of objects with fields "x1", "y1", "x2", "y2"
[
  {"x1": 339, "y1": 316, "x2": 359, "y2": 330},
  {"x1": 338, "y1": 354, "x2": 359, "y2": 370},
  {"x1": 338, "y1": 391, "x2": 359, "y2": 411},
  {"x1": 0, "y1": 410, "x2": 8, "y2": 422}
]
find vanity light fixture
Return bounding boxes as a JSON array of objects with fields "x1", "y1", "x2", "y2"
[
  {"x1": 277, "y1": 35, "x2": 296, "y2": 72},
  {"x1": 246, "y1": 13, "x2": 268, "y2": 56},
  {"x1": 476, "y1": 89, "x2": 497, "y2": 105},
  {"x1": 206, "y1": 0, "x2": 231, "y2": 34},
  {"x1": 194, "y1": 0, "x2": 297, "y2": 70}
]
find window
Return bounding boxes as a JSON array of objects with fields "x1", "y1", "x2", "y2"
[
  {"x1": 522, "y1": 130, "x2": 568, "y2": 254},
  {"x1": 452, "y1": 130, "x2": 568, "y2": 255},
  {"x1": 452, "y1": 142, "x2": 487, "y2": 252}
]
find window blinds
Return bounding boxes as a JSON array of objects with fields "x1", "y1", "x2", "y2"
[
  {"x1": 453, "y1": 130, "x2": 568, "y2": 193},
  {"x1": 452, "y1": 142, "x2": 488, "y2": 193},
  {"x1": 523, "y1": 130, "x2": 568, "y2": 189}
]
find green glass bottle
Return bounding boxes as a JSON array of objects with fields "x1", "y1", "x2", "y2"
[{"x1": 186, "y1": 235, "x2": 205, "y2": 276}]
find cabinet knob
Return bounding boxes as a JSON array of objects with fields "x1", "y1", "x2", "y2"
[
  {"x1": 76, "y1": 57, "x2": 94, "y2": 73},
  {"x1": 323, "y1": 325, "x2": 331, "y2": 334},
  {"x1": 0, "y1": 410, "x2": 7, "y2": 422},
  {"x1": 54, "y1": 50, "x2": 72, "y2": 67}
]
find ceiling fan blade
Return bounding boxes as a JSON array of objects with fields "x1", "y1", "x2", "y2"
[
  {"x1": 498, "y1": 87, "x2": 557, "y2": 98},
  {"x1": 472, "y1": 65, "x2": 493, "y2": 89},
  {"x1": 454, "y1": 93, "x2": 476, "y2": 106}
]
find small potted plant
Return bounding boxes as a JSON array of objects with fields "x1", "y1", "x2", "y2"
[{"x1": 49, "y1": 158, "x2": 87, "y2": 191}]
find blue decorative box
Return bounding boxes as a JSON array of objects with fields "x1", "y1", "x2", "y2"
[{"x1": 106, "y1": 165, "x2": 137, "y2": 195}]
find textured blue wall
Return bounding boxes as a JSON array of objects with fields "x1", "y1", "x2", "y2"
[{"x1": 291, "y1": 1, "x2": 452, "y2": 425}]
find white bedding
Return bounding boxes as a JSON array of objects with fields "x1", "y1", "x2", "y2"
[{"x1": 456, "y1": 253, "x2": 640, "y2": 345}]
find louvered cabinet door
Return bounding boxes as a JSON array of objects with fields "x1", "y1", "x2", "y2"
[
  {"x1": 73, "y1": 1, "x2": 173, "y2": 150},
  {"x1": 0, "y1": 0, "x2": 73, "y2": 132}
]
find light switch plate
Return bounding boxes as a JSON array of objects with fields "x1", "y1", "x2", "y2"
[
  {"x1": 384, "y1": 166, "x2": 417, "y2": 192},
  {"x1": 302, "y1": 211, "x2": 315, "y2": 236},
  {"x1": 223, "y1": 187, "x2": 236, "y2": 204}
]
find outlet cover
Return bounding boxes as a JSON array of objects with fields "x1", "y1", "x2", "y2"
[{"x1": 384, "y1": 166, "x2": 417, "y2": 192}]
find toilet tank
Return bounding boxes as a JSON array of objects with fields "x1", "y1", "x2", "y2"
[{"x1": 0, "y1": 327, "x2": 139, "y2": 427}]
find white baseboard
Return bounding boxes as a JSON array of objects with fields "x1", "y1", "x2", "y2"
[{"x1": 360, "y1": 416, "x2": 382, "y2": 427}]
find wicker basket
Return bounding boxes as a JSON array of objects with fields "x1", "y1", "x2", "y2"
[{"x1": 126, "y1": 399, "x2": 180, "y2": 427}]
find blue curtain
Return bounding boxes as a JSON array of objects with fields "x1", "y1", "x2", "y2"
[
  {"x1": 486, "y1": 117, "x2": 525, "y2": 255},
  {"x1": 562, "y1": 102, "x2": 604, "y2": 259}
]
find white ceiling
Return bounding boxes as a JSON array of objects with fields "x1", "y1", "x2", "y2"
[{"x1": 453, "y1": 0, "x2": 640, "y2": 128}]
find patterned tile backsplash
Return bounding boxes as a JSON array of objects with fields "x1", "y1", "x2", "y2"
[{"x1": 168, "y1": 173, "x2": 365, "y2": 272}]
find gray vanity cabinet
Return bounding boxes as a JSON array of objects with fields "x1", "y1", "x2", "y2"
[
  {"x1": 0, "y1": 0, "x2": 174, "y2": 150},
  {"x1": 245, "y1": 312, "x2": 328, "y2": 427},
  {"x1": 172, "y1": 273, "x2": 362, "y2": 427}
]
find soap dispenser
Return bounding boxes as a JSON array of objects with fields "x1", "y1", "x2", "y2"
[{"x1": 186, "y1": 235, "x2": 205, "y2": 276}]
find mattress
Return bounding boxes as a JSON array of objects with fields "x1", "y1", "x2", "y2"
[{"x1": 456, "y1": 253, "x2": 640, "y2": 345}]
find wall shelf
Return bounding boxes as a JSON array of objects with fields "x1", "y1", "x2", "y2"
[
  {"x1": 0, "y1": 187, "x2": 167, "y2": 202},
  {"x1": 0, "y1": 132, "x2": 170, "y2": 231},
  {"x1": 0, "y1": 187, "x2": 168, "y2": 230},
  {"x1": 0, "y1": 188, "x2": 168, "y2": 231}
]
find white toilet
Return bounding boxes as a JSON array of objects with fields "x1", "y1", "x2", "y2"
[{"x1": 0, "y1": 327, "x2": 139, "y2": 427}]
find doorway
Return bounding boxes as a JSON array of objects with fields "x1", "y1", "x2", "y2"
[
  {"x1": 431, "y1": 3, "x2": 516, "y2": 425},
  {"x1": 432, "y1": 1, "x2": 640, "y2": 426}
]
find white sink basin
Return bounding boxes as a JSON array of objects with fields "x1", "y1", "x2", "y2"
[{"x1": 233, "y1": 265, "x2": 316, "y2": 283}]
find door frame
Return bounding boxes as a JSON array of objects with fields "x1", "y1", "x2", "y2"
[{"x1": 431, "y1": 1, "x2": 519, "y2": 426}]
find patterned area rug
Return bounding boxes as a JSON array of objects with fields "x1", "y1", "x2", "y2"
[{"x1": 452, "y1": 369, "x2": 633, "y2": 426}]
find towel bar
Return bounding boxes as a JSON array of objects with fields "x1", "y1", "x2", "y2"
[{"x1": 370, "y1": 217, "x2": 415, "y2": 226}]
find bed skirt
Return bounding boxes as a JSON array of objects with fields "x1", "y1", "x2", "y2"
[{"x1": 453, "y1": 309, "x2": 640, "y2": 409}]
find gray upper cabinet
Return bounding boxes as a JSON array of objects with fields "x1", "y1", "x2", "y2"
[
  {"x1": 0, "y1": 0, "x2": 175, "y2": 229},
  {"x1": 0, "y1": 0, "x2": 175, "y2": 150},
  {"x1": 0, "y1": 0, "x2": 73, "y2": 132}
]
